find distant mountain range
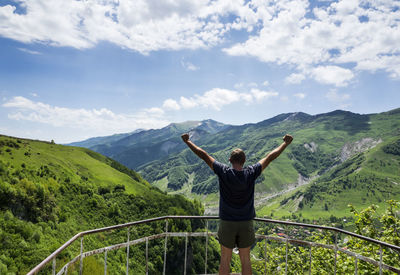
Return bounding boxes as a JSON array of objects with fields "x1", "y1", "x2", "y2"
[
  {"x1": 68, "y1": 108, "x2": 400, "y2": 218},
  {"x1": 67, "y1": 119, "x2": 230, "y2": 169}
]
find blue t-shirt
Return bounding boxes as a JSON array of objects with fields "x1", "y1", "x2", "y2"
[{"x1": 213, "y1": 161, "x2": 262, "y2": 221}]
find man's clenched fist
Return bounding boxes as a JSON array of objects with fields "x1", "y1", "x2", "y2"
[
  {"x1": 283, "y1": 134, "x2": 293, "y2": 144},
  {"x1": 181, "y1": 133, "x2": 190, "y2": 143}
]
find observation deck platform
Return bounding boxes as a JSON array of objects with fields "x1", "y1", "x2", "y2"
[{"x1": 27, "y1": 216, "x2": 400, "y2": 275}]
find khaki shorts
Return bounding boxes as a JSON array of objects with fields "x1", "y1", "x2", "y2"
[{"x1": 217, "y1": 219, "x2": 255, "y2": 249}]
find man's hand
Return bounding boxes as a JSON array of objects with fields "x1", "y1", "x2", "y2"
[
  {"x1": 283, "y1": 134, "x2": 293, "y2": 145},
  {"x1": 181, "y1": 133, "x2": 190, "y2": 143},
  {"x1": 181, "y1": 132, "x2": 215, "y2": 170}
]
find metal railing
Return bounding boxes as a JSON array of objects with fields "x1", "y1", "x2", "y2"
[{"x1": 28, "y1": 216, "x2": 400, "y2": 275}]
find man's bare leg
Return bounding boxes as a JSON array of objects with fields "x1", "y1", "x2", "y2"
[
  {"x1": 219, "y1": 245, "x2": 233, "y2": 275},
  {"x1": 239, "y1": 246, "x2": 252, "y2": 275}
]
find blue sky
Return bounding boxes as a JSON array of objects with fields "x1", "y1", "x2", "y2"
[{"x1": 0, "y1": 0, "x2": 399, "y2": 143}]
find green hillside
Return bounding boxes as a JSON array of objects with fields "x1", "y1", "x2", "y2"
[
  {"x1": 257, "y1": 137, "x2": 400, "y2": 219},
  {"x1": 0, "y1": 135, "x2": 218, "y2": 274},
  {"x1": 137, "y1": 108, "x2": 400, "y2": 215}
]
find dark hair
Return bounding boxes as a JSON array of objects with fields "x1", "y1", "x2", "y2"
[{"x1": 230, "y1": 148, "x2": 246, "y2": 165}]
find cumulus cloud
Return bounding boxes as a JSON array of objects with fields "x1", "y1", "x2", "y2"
[
  {"x1": 1, "y1": 0, "x2": 399, "y2": 85},
  {"x1": 162, "y1": 99, "x2": 181, "y2": 111},
  {"x1": 251, "y1": 89, "x2": 278, "y2": 101},
  {"x1": 3, "y1": 87, "x2": 278, "y2": 135},
  {"x1": 224, "y1": 0, "x2": 400, "y2": 85},
  {"x1": 2, "y1": 96, "x2": 169, "y2": 133},
  {"x1": 168, "y1": 87, "x2": 278, "y2": 111},
  {"x1": 0, "y1": 0, "x2": 245, "y2": 54},
  {"x1": 311, "y1": 66, "x2": 355, "y2": 87}
]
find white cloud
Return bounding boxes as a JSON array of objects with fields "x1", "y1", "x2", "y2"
[
  {"x1": 190, "y1": 88, "x2": 244, "y2": 111},
  {"x1": 0, "y1": 0, "x2": 242, "y2": 54},
  {"x1": 262, "y1": 80, "x2": 269, "y2": 86},
  {"x1": 1, "y1": 0, "x2": 398, "y2": 84},
  {"x1": 311, "y1": 66, "x2": 354, "y2": 87},
  {"x1": 285, "y1": 73, "x2": 305, "y2": 84},
  {"x1": 144, "y1": 107, "x2": 165, "y2": 116},
  {"x1": 294, "y1": 93, "x2": 306, "y2": 99},
  {"x1": 168, "y1": 87, "x2": 278, "y2": 111},
  {"x1": 162, "y1": 99, "x2": 181, "y2": 111},
  {"x1": 179, "y1": 96, "x2": 198, "y2": 109},
  {"x1": 30, "y1": 92, "x2": 38, "y2": 97},
  {"x1": 223, "y1": 0, "x2": 400, "y2": 84},
  {"x1": 251, "y1": 88, "x2": 278, "y2": 101},
  {"x1": 3, "y1": 96, "x2": 169, "y2": 133}
]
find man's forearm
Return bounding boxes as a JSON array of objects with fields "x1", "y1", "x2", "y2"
[
  {"x1": 185, "y1": 140, "x2": 209, "y2": 161},
  {"x1": 267, "y1": 142, "x2": 288, "y2": 162}
]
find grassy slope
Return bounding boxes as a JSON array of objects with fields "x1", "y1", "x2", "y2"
[
  {"x1": 0, "y1": 137, "x2": 149, "y2": 195},
  {"x1": 258, "y1": 136, "x2": 400, "y2": 220},
  {"x1": 0, "y1": 136, "x2": 213, "y2": 274}
]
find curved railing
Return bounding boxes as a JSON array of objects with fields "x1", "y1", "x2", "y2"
[{"x1": 28, "y1": 216, "x2": 400, "y2": 275}]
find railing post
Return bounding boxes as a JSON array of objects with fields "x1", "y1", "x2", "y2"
[
  {"x1": 309, "y1": 244, "x2": 312, "y2": 275},
  {"x1": 79, "y1": 237, "x2": 84, "y2": 275},
  {"x1": 379, "y1": 245, "x2": 383, "y2": 275},
  {"x1": 145, "y1": 237, "x2": 149, "y2": 275},
  {"x1": 264, "y1": 238, "x2": 267, "y2": 275},
  {"x1": 52, "y1": 257, "x2": 56, "y2": 275},
  {"x1": 334, "y1": 232, "x2": 338, "y2": 275},
  {"x1": 204, "y1": 220, "x2": 208, "y2": 275},
  {"x1": 354, "y1": 257, "x2": 358, "y2": 275},
  {"x1": 104, "y1": 250, "x2": 107, "y2": 275},
  {"x1": 126, "y1": 227, "x2": 130, "y2": 275},
  {"x1": 285, "y1": 228, "x2": 288, "y2": 275},
  {"x1": 163, "y1": 219, "x2": 169, "y2": 275},
  {"x1": 184, "y1": 232, "x2": 188, "y2": 275}
]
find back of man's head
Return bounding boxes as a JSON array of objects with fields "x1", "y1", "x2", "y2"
[{"x1": 229, "y1": 148, "x2": 246, "y2": 166}]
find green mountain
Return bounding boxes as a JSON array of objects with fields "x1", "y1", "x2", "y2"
[
  {"x1": 0, "y1": 135, "x2": 217, "y2": 274},
  {"x1": 67, "y1": 129, "x2": 143, "y2": 148},
  {"x1": 257, "y1": 136, "x2": 400, "y2": 219},
  {"x1": 67, "y1": 108, "x2": 400, "y2": 219},
  {"x1": 135, "y1": 108, "x2": 400, "y2": 216},
  {"x1": 69, "y1": 119, "x2": 229, "y2": 170}
]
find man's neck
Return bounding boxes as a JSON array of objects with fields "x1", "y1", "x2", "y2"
[{"x1": 231, "y1": 163, "x2": 243, "y2": 171}]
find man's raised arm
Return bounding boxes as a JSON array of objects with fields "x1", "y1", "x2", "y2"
[
  {"x1": 181, "y1": 133, "x2": 215, "y2": 170},
  {"x1": 258, "y1": 134, "x2": 293, "y2": 172}
]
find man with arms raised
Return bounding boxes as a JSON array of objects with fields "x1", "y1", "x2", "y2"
[{"x1": 181, "y1": 133, "x2": 293, "y2": 275}]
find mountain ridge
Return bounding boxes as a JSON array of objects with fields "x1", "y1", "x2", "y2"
[{"x1": 64, "y1": 108, "x2": 400, "y2": 217}]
